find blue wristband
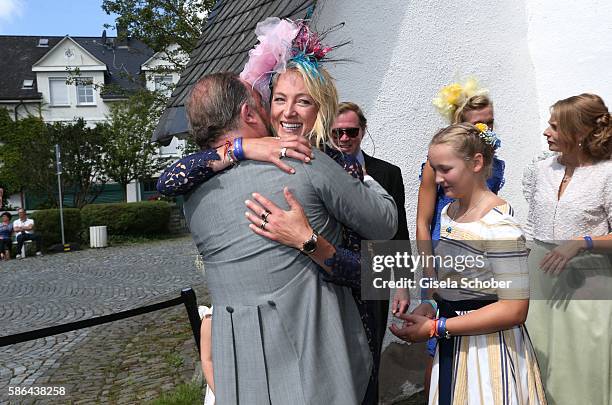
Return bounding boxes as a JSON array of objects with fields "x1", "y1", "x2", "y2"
[
  {"x1": 233, "y1": 137, "x2": 245, "y2": 161},
  {"x1": 437, "y1": 316, "x2": 446, "y2": 338},
  {"x1": 584, "y1": 235, "x2": 594, "y2": 251}
]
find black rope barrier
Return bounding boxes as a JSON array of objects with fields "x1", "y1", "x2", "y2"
[{"x1": 0, "y1": 287, "x2": 202, "y2": 353}]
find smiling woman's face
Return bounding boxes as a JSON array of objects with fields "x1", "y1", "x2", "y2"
[{"x1": 271, "y1": 70, "x2": 319, "y2": 139}]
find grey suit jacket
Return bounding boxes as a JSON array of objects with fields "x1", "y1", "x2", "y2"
[{"x1": 184, "y1": 149, "x2": 397, "y2": 404}]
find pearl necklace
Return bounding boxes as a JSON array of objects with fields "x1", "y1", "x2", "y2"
[{"x1": 445, "y1": 193, "x2": 488, "y2": 234}]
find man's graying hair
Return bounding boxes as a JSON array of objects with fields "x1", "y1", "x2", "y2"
[{"x1": 186, "y1": 72, "x2": 257, "y2": 148}]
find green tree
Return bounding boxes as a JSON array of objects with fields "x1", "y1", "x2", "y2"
[
  {"x1": 101, "y1": 89, "x2": 169, "y2": 201},
  {"x1": 0, "y1": 110, "x2": 111, "y2": 209},
  {"x1": 47, "y1": 119, "x2": 110, "y2": 208},
  {"x1": 0, "y1": 109, "x2": 56, "y2": 206},
  {"x1": 101, "y1": 0, "x2": 215, "y2": 70}
]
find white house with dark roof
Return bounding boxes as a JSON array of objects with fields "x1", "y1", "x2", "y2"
[{"x1": 0, "y1": 32, "x2": 185, "y2": 205}]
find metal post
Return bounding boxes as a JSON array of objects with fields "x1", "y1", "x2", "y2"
[
  {"x1": 55, "y1": 144, "x2": 65, "y2": 246},
  {"x1": 181, "y1": 287, "x2": 201, "y2": 353}
]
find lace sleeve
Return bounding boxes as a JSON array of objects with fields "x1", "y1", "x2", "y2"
[
  {"x1": 321, "y1": 247, "x2": 361, "y2": 289},
  {"x1": 605, "y1": 168, "x2": 612, "y2": 233},
  {"x1": 156, "y1": 149, "x2": 222, "y2": 197},
  {"x1": 522, "y1": 151, "x2": 556, "y2": 241}
]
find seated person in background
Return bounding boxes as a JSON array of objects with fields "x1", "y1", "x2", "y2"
[
  {"x1": 0, "y1": 211, "x2": 13, "y2": 260},
  {"x1": 13, "y1": 208, "x2": 43, "y2": 258}
]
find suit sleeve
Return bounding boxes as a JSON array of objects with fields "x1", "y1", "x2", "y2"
[
  {"x1": 303, "y1": 150, "x2": 398, "y2": 240},
  {"x1": 390, "y1": 166, "x2": 410, "y2": 241}
]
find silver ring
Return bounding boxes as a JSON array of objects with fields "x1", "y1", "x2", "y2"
[
  {"x1": 261, "y1": 210, "x2": 271, "y2": 221},
  {"x1": 279, "y1": 147, "x2": 288, "y2": 159},
  {"x1": 260, "y1": 219, "x2": 268, "y2": 230}
]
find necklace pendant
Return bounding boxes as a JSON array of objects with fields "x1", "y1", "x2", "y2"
[{"x1": 446, "y1": 226, "x2": 452, "y2": 233}]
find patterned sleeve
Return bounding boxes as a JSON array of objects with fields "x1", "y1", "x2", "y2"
[
  {"x1": 484, "y1": 213, "x2": 530, "y2": 300},
  {"x1": 320, "y1": 147, "x2": 365, "y2": 289},
  {"x1": 321, "y1": 247, "x2": 361, "y2": 289},
  {"x1": 604, "y1": 164, "x2": 612, "y2": 232},
  {"x1": 522, "y1": 152, "x2": 555, "y2": 241},
  {"x1": 156, "y1": 149, "x2": 222, "y2": 197}
]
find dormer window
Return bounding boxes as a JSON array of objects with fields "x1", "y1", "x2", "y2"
[
  {"x1": 37, "y1": 38, "x2": 49, "y2": 47},
  {"x1": 22, "y1": 79, "x2": 34, "y2": 89}
]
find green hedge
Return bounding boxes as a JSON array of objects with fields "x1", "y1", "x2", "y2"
[
  {"x1": 30, "y1": 208, "x2": 82, "y2": 248},
  {"x1": 81, "y1": 201, "x2": 171, "y2": 236}
]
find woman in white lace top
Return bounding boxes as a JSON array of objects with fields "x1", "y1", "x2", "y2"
[{"x1": 523, "y1": 93, "x2": 612, "y2": 405}]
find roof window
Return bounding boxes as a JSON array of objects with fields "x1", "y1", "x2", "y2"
[
  {"x1": 37, "y1": 38, "x2": 49, "y2": 47},
  {"x1": 22, "y1": 79, "x2": 34, "y2": 89}
]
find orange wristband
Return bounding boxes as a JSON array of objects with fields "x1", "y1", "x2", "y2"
[{"x1": 429, "y1": 319, "x2": 437, "y2": 338}]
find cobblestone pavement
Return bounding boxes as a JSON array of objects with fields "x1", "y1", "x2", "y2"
[{"x1": 0, "y1": 237, "x2": 208, "y2": 404}]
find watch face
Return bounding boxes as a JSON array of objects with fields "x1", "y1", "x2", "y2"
[
  {"x1": 303, "y1": 240, "x2": 316, "y2": 253},
  {"x1": 302, "y1": 232, "x2": 318, "y2": 254}
]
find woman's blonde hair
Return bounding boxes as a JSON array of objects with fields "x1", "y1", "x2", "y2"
[
  {"x1": 272, "y1": 62, "x2": 339, "y2": 148},
  {"x1": 453, "y1": 94, "x2": 493, "y2": 124},
  {"x1": 430, "y1": 123, "x2": 495, "y2": 178},
  {"x1": 551, "y1": 93, "x2": 612, "y2": 160}
]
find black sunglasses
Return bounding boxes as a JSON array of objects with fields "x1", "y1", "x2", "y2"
[{"x1": 332, "y1": 127, "x2": 361, "y2": 138}]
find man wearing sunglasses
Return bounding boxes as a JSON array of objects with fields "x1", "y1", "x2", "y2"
[
  {"x1": 332, "y1": 102, "x2": 411, "y2": 397},
  {"x1": 332, "y1": 102, "x2": 409, "y2": 242}
]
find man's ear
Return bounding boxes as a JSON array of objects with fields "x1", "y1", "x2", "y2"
[{"x1": 240, "y1": 102, "x2": 257, "y2": 125}]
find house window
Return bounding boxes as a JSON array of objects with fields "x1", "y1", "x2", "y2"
[
  {"x1": 142, "y1": 178, "x2": 158, "y2": 192},
  {"x1": 22, "y1": 79, "x2": 34, "y2": 89},
  {"x1": 154, "y1": 75, "x2": 173, "y2": 96},
  {"x1": 49, "y1": 77, "x2": 69, "y2": 106},
  {"x1": 76, "y1": 77, "x2": 95, "y2": 105}
]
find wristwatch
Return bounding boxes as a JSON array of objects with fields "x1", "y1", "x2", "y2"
[{"x1": 300, "y1": 230, "x2": 318, "y2": 254}]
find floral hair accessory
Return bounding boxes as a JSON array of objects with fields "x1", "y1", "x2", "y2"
[
  {"x1": 474, "y1": 122, "x2": 502, "y2": 150},
  {"x1": 432, "y1": 78, "x2": 489, "y2": 122},
  {"x1": 239, "y1": 17, "x2": 339, "y2": 102}
]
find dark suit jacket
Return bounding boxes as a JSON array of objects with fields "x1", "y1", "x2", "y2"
[{"x1": 363, "y1": 152, "x2": 410, "y2": 240}]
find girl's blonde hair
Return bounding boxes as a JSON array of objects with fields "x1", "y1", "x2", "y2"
[
  {"x1": 551, "y1": 93, "x2": 612, "y2": 160},
  {"x1": 272, "y1": 62, "x2": 339, "y2": 148},
  {"x1": 453, "y1": 94, "x2": 493, "y2": 124},
  {"x1": 430, "y1": 123, "x2": 495, "y2": 178}
]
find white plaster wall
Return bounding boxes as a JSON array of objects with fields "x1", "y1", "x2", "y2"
[
  {"x1": 35, "y1": 71, "x2": 109, "y2": 122},
  {"x1": 34, "y1": 38, "x2": 103, "y2": 69},
  {"x1": 315, "y1": 0, "x2": 540, "y2": 232},
  {"x1": 0, "y1": 102, "x2": 41, "y2": 120},
  {"x1": 526, "y1": 0, "x2": 612, "y2": 148}
]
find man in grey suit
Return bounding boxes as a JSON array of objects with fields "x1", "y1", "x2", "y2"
[{"x1": 183, "y1": 73, "x2": 398, "y2": 404}]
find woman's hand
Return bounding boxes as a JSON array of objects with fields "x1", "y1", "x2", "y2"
[
  {"x1": 391, "y1": 288, "x2": 410, "y2": 315},
  {"x1": 245, "y1": 187, "x2": 312, "y2": 249},
  {"x1": 539, "y1": 239, "x2": 585, "y2": 275},
  {"x1": 389, "y1": 313, "x2": 433, "y2": 343},
  {"x1": 243, "y1": 136, "x2": 313, "y2": 174}
]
